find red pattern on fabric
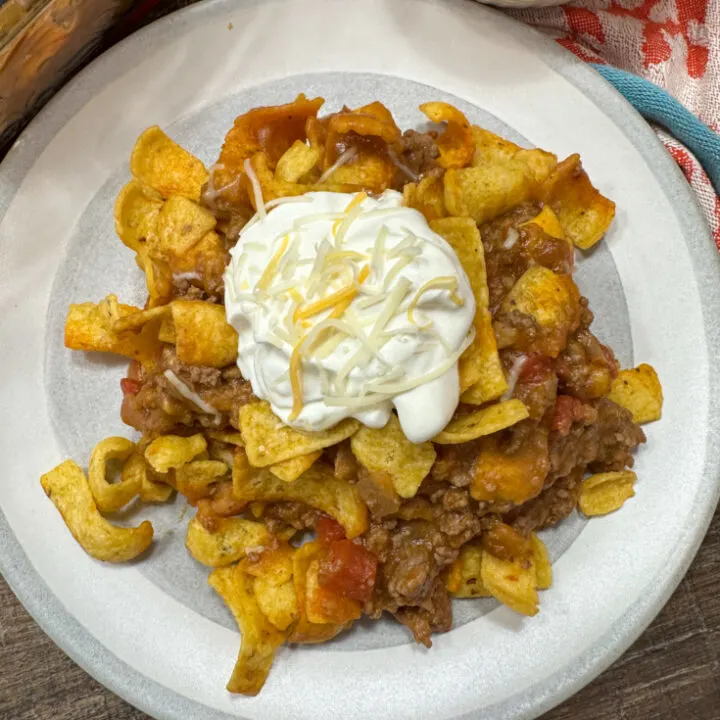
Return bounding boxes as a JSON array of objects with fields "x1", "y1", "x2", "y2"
[
  {"x1": 564, "y1": 7, "x2": 606, "y2": 42},
  {"x1": 557, "y1": 37, "x2": 607, "y2": 63},
  {"x1": 508, "y1": 0, "x2": 719, "y2": 248},
  {"x1": 665, "y1": 143, "x2": 695, "y2": 182}
]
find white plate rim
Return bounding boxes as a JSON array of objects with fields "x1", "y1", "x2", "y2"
[{"x1": 1, "y1": 1, "x2": 719, "y2": 719}]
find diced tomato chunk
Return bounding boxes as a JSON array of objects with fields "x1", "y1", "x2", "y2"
[
  {"x1": 317, "y1": 540, "x2": 378, "y2": 602},
  {"x1": 120, "y1": 378, "x2": 142, "y2": 396},
  {"x1": 518, "y1": 353, "x2": 554, "y2": 385},
  {"x1": 316, "y1": 516, "x2": 346, "y2": 544},
  {"x1": 552, "y1": 395, "x2": 592, "y2": 436}
]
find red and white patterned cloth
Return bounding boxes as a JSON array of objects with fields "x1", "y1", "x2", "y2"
[{"x1": 508, "y1": 0, "x2": 720, "y2": 244}]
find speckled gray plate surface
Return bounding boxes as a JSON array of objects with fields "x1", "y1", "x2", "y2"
[{"x1": 1, "y1": 1, "x2": 719, "y2": 719}]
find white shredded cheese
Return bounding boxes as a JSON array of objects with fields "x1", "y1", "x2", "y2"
[
  {"x1": 387, "y1": 147, "x2": 419, "y2": 181},
  {"x1": 243, "y1": 157, "x2": 266, "y2": 218},
  {"x1": 172, "y1": 271, "x2": 202, "y2": 282},
  {"x1": 163, "y1": 370, "x2": 219, "y2": 415},
  {"x1": 317, "y1": 147, "x2": 358, "y2": 183},
  {"x1": 503, "y1": 228, "x2": 520, "y2": 250},
  {"x1": 501, "y1": 354, "x2": 529, "y2": 400}
]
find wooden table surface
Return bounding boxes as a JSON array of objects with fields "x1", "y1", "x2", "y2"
[{"x1": 2, "y1": 1, "x2": 720, "y2": 718}]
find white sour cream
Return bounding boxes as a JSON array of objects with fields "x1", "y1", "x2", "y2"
[{"x1": 224, "y1": 190, "x2": 475, "y2": 443}]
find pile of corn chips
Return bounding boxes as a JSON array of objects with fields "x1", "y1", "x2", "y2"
[{"x1": 41, "y1": 95, "x2": 662, "y2": 695}]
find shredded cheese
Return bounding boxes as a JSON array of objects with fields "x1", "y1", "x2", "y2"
[
  {"x1": 369, "y1": 277, "x2": 412, "y2": 342},
  {"x1": 257, "y1": 235, "x2": 289, "y2": 292},
  {"x1": 326, "y1": 250, "x2": 369, "y2": 264},
  {"x1": 407, "y1": 276, "x2": 464, "y2": 326},
  {"x1": 243, "y1": 157, "x2": 266, "y2": 218},
  {"x1": 503, "y1": 228, "x2": 519, "y2": 250},
  {"x1": 288, "y1": 337, "x2": 306, "y2": 421},
  {"x1": 334, "y1": 201, "x2": 367, "y2": 246},
  {"x1": 501, "y1": 354, "x2": 528, "y2": 400},
  {"x1": 382, "y1": 255, "x2": 413, "y2": 291},
  {"x1": 294, "y1": 284, "x2": 359, "y2": 322},
  {"x1": 371, "y1": 225, "x2": 388, "y2": 282},
  {"x1": 163, "y1": 370, "x2": 218, "y2": 415},
  {"x1": 387, "y1": 147, "x2": 419, "y2": 181},
  {"x1": 265, "y1": 196, "x2": 312, "y2": 210},
  {"x1": 361, "y1": 329, "x2": 474, "y2": 395},
  {"x1": 318, "y1": 147, "x2": 358, "y2": 183}
]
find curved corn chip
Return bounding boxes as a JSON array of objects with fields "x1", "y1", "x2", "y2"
[
  {"x1": 275, "y1": 140, "x2": 321, "y2": 183},
  {"x1": 481, "y1": 550, "x2": 538, "y2": 617},
  {"x1": 270, "y1": 451, "x2": 322, "y2": 483},
  {"x1": 222, "y1": 94, "x2": 324, "y2": 167},
  {"x1": 186, "y1": 515, "x2": 271, "y2": 566},
  {"x1": 403, "y1": 174, "x2": 447, "y2": 223},
  {"x1": 122, "y1": 451, "x2": 174, "y2": 503},
  {"x1": 144, "y1": 257, "x2": 173, "y2": 308},
  {"x1": 433, "y1": 399, "x2": 529, "y2": 444},
  {"x1": 150, "y1": 195, "x2": 216, "y2": 263},
  {"x1": 322, "y1": 102, "x2": 400, "y2": 192},
  {"x1": 240, "y1": 545, "x2": 294, "y2": 585},
  {"x1": 326, "y1": 106, "x2": 400, "y2": 150},
  {"x1": 206, "y1": 430, "x2": 244, "y2": 445},
  {"x1": 176, "y1": 460, "x2": 229, "y2": 503},
  {"x1": 459, "y1": 316, "x2": 509, "y2": 404},
  {"x1": 114, "y1": 180, "x2": 163, "y2": 254},
  {"x1": 254, "y1": 577, "x2": 299, "y2": 632},
  {"x1": 329, "y1": 153, "x2": 396, "y2": 193},
  {"x1": 144, "y1": 434, "x2": 207, "y2": 473},
  {"x1": 171, "y1": 300, "x2": 238, "y2": 368},
  {"x1": 471, "y1": 126, "x2": 557, "y2": 181},
  {"x1": 64, "y1": 295, "x2": 162, "y2": 364},
  {"x1": 538, "y1": 154, "x2": 615, "y2": 250},
  {"x1": 579, "y1": 471, "x2": 636, "y2": 517},
  {"x1": 111, "y1": 304, "x2": 169, "y2": 334},
  {"x1": 350, "y1": 414, "x2": 435, "y2": 499},
  {"x1": 444, "y1": 126, "x2": 556, "y2": 225},
  {"x1": 607, "y1": 364, "x2": 663, "y2": 424},
  {"x1": 531, "y1": 534, "x2": 552, "y2": 590},
  {"x1": 419, "y1": 101, "x2": 474, "y2": 169},
  {"x1": 445, "y1": 545, "x2": 490, "y2": 598},
  {"x1": 431, "y1": 217, "x2": 506, "y2": 401},
  {"x1": 208, "y1": 565, "x2": 286, "y2": 695},
  {"x1": 130, "y1": 126, "x2": 208, "y2": 201},
  {"x1": 41, "y1": 460, "x2": 153, "y2": 563},
  {"x1": 233, "y1": 451, "x2": 368, "y2": 538},
  {"x1": 239, "y1": 401, "x2": 359, "y2": 467},
  {"x1": 497, "y1": 266, "x2": 581, "y2": 358},
  {"x1": 88, "y1": 436, "x2": 138, "y2": 513},
  {"x1": 520, "y1": 205, "x2": 565, "y2": 241},
  {"x1": 158, "y1": 314, "x2": 176, "y2": 343}
]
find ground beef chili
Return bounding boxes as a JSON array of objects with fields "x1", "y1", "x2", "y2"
[
  {"x1": 394, "y1": 130, "x2": 440, "y2": 181},
  {"x1": 120, "y1": 347, "x2": 256, "y2": 437},
  {"x1": 123, "y1": 189, "x2": 646, "y2": 648}
]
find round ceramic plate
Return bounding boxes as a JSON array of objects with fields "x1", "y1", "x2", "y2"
[{"x1": 1, "y1": 0, "x2": 718, "y2": 718}]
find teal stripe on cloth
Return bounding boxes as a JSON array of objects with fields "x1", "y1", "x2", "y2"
[{"x1": 591, "y1": 64, "x2": 720, "y2": 194}]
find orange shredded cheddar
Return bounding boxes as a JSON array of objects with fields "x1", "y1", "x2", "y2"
[{"x1": 257, "y1": 235, "x2": 290, "y2": 291}]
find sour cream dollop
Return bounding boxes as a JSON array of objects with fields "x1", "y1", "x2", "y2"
[{"x1": 224, "y1": 190, "x2": 475, "y2": 443}]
